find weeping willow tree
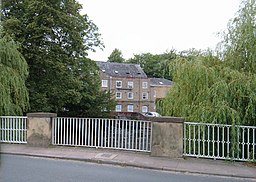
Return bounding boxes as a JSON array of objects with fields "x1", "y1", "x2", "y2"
[
  {"x1": 0, "y1": 35, "x2": 29, "y2": 115},
  {"x1": 160, "y1": 0, "x2": 256, "y2": 127},
  {"x1": 220, "y1": 0, "x2": 256, "y2": 74},
  {"x1": 161, "y1": 54, "x2": 256, "y2": 126}
]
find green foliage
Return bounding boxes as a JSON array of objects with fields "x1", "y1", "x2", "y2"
[
  {"x1": 59, "y1": 59, "x2": 116, "y2": 117},
  {"x1": 160, "y1": 0, "x2": 256, "y2": 127},
  {"x1": 108, "y1": 48, "x2": 125, "y2": 63},
  {"x1": 0, "y1": 35, "x2": 29, "y2": 115},
  {"x1": 220, "y1": 0, "x2": 256, "y2": 74},
  {"x1": 2, "y1": 0, "x2": 114, "y2": 116},
  {"x1": 162, "y1": 54, "x2": 256, "y2": 126},
  {"x1": 127, "y1": 50, "x2": 177, "y2": 80}
]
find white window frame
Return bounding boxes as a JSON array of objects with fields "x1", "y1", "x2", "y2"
[
  {"x1": 127, "y1": 92, "x2": 133, "y2": 99},
  {"x1": 116, "y1": 92, "x2": 122, "y2": 99},
  {"x1": 142, "y1": 82, "x2": 148, "y2": 89},
  {"x1": 127, "y1": 81, "x2": 133, "y2": 89},
  {"x1": 116, "y1": 105, "x2": 122, "y2": 112},
  {"x1": 101, "y1": 80, "x2": 108, "y2": 88},
  {"x1": 142, "y1": 92, "x2": 148, "y2": 100},
  {"x1": 142, "y1": 106, "x2": 148, "y2": 113},
  {"x1": 127, "y1": 105, "x2": 134, "y2": 112},
  {"x1": 116, "y1": 81, "x2": 122, "y2": 88}
]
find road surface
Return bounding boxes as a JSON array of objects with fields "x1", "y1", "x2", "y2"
[{"x1": 0, "y1": 154, "x2": 253, "y2": 182}]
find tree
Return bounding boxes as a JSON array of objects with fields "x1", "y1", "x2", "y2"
[
  {"x1": 127, "y1": 50, "x2": 177, "y2": 80},
  {"x1": 2, "y1": 0, "x2": 111, "y2": 115},
  {"x1": 161, "y1": 54, "x2": 256, "y2": 126},
  {"x1": 0, "y1": 35, "x2": 29, "y2": 115},
  {"x1": 107, "y1": 48, "x2": 125, "y2": 63},
  {"x1": 59, "y1": 59, "x2": 116, "y2": 117},
  {"x1": 160, "y1": 0, "x2": 256, "y2": 127},
  {"x1": 220, "y1": 0, "x2": 256, "y2": 74}
]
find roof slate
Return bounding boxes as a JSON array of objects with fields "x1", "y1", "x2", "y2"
[
  {"x1": 150, "y1": 78, "x2": 173, "y2": 86},
  {"x1": 96, "y1": 61, "x2": 147, "y2": 78}
]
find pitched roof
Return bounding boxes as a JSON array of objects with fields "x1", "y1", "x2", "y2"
[
  {"x1": 150, "y1": 78, "x2": 173, "y2": 86},
  {"x1": 96, "y1": 61, "x2": 147, "y2": 78}
]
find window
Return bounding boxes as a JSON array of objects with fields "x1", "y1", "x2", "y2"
[
  {"x1": 127, "y1": 81, "x2": 133, "y2": 89},
  {"x1": 116, "y1": 105, "x2": 122, "y2": 112},
  {"x1": 102, "y1": 80, "x2": 108, "y2": 87},
  {"x1": 116, "y1": 92, "x2": 122, "y2": 99},
  {"x1": 127, "y1": 92, "x2": 133, "y2": 99},
  {"x1": 142, "y1": 106, "x2": 148, "y2": 113},
  {"x1": 142, "y1": 92, "x2": 148, "y2": 100},
  {"x1": 127, "y1": 105, "x2": 134, "y2": 112},
  {"x1": 142, "y1": 82, "x2": 148, "y2": 89},
  {"x1": 116, "y1": 81, "x2": 122, "y2": 88}
]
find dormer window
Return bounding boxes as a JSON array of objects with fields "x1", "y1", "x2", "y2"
[{"x1": 115, "y1": 70, "x2": 118, "y2": 74}]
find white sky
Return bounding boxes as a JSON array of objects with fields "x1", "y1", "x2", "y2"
[{"x1": 78, "y1": 0, "x2": 241, "y2": 61}]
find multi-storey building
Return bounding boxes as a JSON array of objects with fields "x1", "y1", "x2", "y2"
[{"x1": 96, "y1": 61, "x2": 155, "y2": 113}]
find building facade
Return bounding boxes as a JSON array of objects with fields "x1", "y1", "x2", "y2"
[{"x1": 97, "y1": 61, "x2": 155, "y2": 113}]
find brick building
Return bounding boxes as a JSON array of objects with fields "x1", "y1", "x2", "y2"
[{"x1": 96, "y1": 61, "x2": 172, "y2": 113}]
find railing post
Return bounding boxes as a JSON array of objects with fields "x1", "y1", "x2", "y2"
[
  {"x1": 150, "y1": 117, "x2": 184, "y2": 158},
  {"x1": 27, "y1": 113, "x2": 57, "y2": 147}
]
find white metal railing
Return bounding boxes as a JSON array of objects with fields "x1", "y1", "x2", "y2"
[
  {"x1": 183, "y1": 122, "x2": 256, "y2": 161},
  {"x1": 0, "y1": 116, "x2": 27, "y2": 144},
  {"x1": 52, "y1": 117, "x2": 152, "y2": 152}
]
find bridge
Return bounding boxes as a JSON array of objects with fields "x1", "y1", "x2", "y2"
[{"x1": 0, "y1": 113, "x2": 255, "y2": 161}]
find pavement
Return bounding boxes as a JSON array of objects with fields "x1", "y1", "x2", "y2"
[{"x1": 0, "y1": 144, "x2": 255, "y2": 180}]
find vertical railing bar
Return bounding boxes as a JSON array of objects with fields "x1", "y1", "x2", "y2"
[
  {"x1": 142, "y1": 121, "x2": 145, "y2": 151},
  {"x1": 60, "y1": 117, "x2": 63, "y2": 145},
  {"x1": 242, "y1": 127, "x2": 245, "y2": 160},
  {"x1": 198, "y1": 124, "x2": 201, "y2": 157},
  {"x1": 94, "y1": 118, "x2": 98, "y2": 147},
  {"x1": 212, "y1": 125, "x2": 215, "y2": 158},
  {"x1": 78, "y1": 118, "x2": 81, "y2": 146},
  {"x1": 135, "y1": 121, "x2": 138, "y2": 150},
  {"x1": 97, "y1": 119, "x2": 100, "y2": 147},
  {"x1": 4, "y1": 118, "x2": 7, "y2": 142},
  {"x1": 139, "y1": 121, "x2": 142, "y2": 150},
  {"x1": 222, "y1": 126, "x2": 225, "y2": 158},
  {"x1": 124, "y1": 120, "x2": 129, "y2": 149},
  {"x1": 118, "y1": 120, "x2": 121, "y2": 149},
  {"x1": 193, "y1": 124, "x2": 196, "y2": 155},
  {"x1": 253, "y1": 128, "x2": 255, "y2": 160},
  {"x1": 91, "y1": 118, "x2": 94, "y2": 146},
  {"x1": 128, "y1": 120, "x2": 131, "y2": 150},
  {"x1": 207, "y1": 125, "x2": 210, "y2": 157},
  {"x1": 217, "y1": 126, "x2": 220, "y2": 158},
  {"x1": 87, "y1": 118, "x2": 90, "y2": 146},
  {"x1": 247, "y1": 128, "x2": 250, "y2": 160},
  {"x1": 103, "y1": 119, "x2": 106, "y2": 148},
  {"x1": 121, "y1": 120, "x2": 124, "y2": 149},
  {"x1": 146, "y1": 121, "x2": 149, "y2": 151},
  {"x1": 132, "y1": 120, "x2": 134, "y2": 150},
  {"x1": 16, "y1": 118, "x2": 18, "y2": 142},
  {"x1": 227, "y1": 126, "x2": 230, "y2": 159},
  {"x1": 69, "y1": 118, "x2": 71, "y2": 145},
  {"x1": 82, "y1": 118, "x2": 85, "y2": 146},
  {"x1": 188, "y1": 124, "x2": 191, "y2": 155},
  {"x1": 115, "y1": 120, "x2": 117, "y2": 148},
  {"x1": 51, "y1": 118, "x2": 54, "y2": 145},
  {"x1": 108, "y1": 119, "x2": 110, "y2": 148},
  {"x1": 202, "y1": 124, "x2": 205, "y2": 156},
  {"x1": 111, "y1": 119, "x2": 114, "y2": 148}
]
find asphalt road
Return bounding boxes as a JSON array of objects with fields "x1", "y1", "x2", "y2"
[{"x1": 0, "y1": 154, "x2": 253, "y2": 182}]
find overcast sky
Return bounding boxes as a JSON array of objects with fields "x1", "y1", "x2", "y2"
[{"x1": 78, "y1": 0, "x2": 241, "y2": 61}]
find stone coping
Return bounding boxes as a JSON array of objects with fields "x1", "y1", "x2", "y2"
[
  {"x1": 147, "y1": 117, "x2": 184, "y2": 123},
  {"x1": 27, "y1": 112, "x2": 57, "y2": 118}
]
